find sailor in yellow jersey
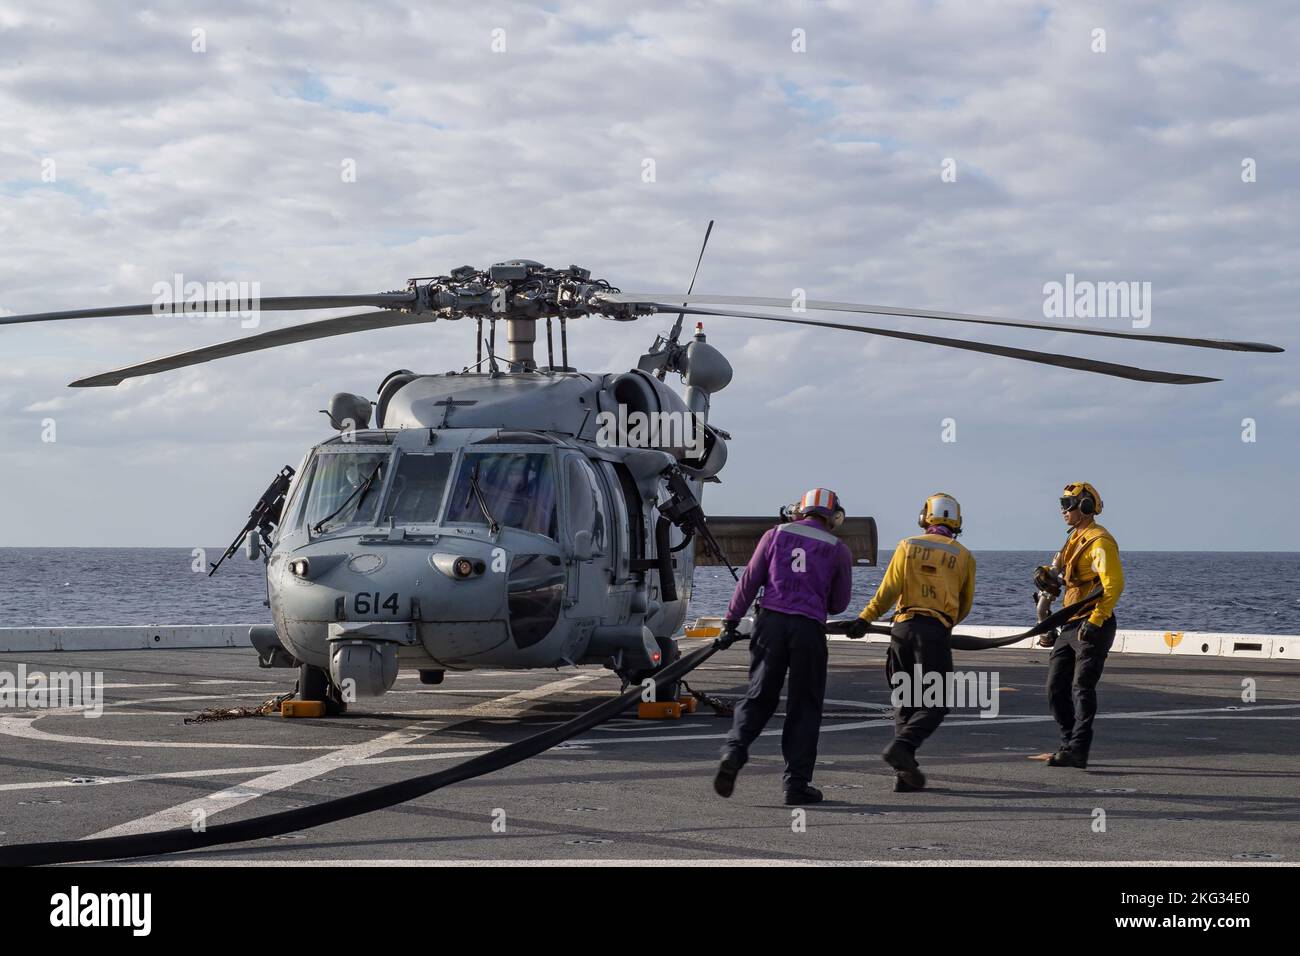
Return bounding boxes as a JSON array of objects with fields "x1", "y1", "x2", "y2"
[
  {"x1": 1040, "y1": 481, "x2": 1125, "y2": 769},
  {"x1": 846, "y1": 493, "x2": 975, "y2": 791}
]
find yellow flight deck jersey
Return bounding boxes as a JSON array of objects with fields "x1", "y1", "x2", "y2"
[
  {"x1": 1057, "y1": 521, "x2": 1124, "y2": 626},
  {"x1": 859, "y1": 533, "x2": 976, "y2": 628}
]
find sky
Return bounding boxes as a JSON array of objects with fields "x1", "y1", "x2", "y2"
[{"x1": 0, "y1": 0, "x2": 1297, "y2": 551}]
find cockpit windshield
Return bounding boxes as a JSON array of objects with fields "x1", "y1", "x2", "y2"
[
  {"x1": 445, "y1": 451, "x2": 558, "y2": 539},
  {"x1": 381, "y1": 453, "x2": 454, "y2": 525},
  {"x1": 294, "y1": 448, "x2": 392, "y2": 533}
]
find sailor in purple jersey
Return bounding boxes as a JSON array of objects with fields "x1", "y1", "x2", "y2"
[{"x1": 713, "y1": 488, "x2": 854, "y2": 805}]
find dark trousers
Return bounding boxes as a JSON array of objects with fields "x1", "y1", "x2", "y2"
[
  {"x1": 723, "y1": 610, "x2": 828, "y2": 790},
  {"x1": 1046, "y1": 615, "x2": 1117, "y2": 756},
  {"x1": 886, "y1": 614, "x2": 953, "y2": 752}
]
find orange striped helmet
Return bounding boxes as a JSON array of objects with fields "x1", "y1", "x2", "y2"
[{"x1": 798, "y1": 488, "x2": 844, "y2": 526}]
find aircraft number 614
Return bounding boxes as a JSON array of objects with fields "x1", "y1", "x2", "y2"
[{"x1": 353, "y1": 592, "x2": 400, "y2": 615}]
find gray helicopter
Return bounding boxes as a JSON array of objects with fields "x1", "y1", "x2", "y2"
[{"x1": 3, "y1": 252, "x2": 1282, "y2": 713}]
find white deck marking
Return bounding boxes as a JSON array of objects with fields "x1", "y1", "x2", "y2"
[
  {"x1": 0, "y1": 764, "x2": 292, "y2": 792},
  {"x1": 86, "y1": 672, "x2": 603, "y2": 838},
  {"x1": 0, "y1": 714, "x2": 332, "y2": 750},
  {"x1": 403, "y1": 673, "x2": 603, "y2": 719},
  {"x1": 565, "y1": 702, "x2": 1300, "y2": 746},
  {"x1": 0, "y1": 691, "x2": 342, "y2": 749},
  {"x1": 0, "y1": 749, "x2": 498, "y2": 793}
]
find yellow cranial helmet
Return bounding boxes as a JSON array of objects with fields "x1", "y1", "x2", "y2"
[
  {"x1": 1060, "y1": 481, "x2": 1103, "y2": 516},
  {"x1": 918, "y1": 492, "x2": 962, "y2": 533}
]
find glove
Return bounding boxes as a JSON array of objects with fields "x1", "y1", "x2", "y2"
[
  {"x1": 845, "y1": 618, "x2": 871, "y2": 640},
  {"x1": 1036, "y1": 628, "x2": 1059, "y2": 648},
  {"x1": 1077, "y1": 620, "x2": 1101, "y2": 642},
  {"x1": 1033, "y1": 565, "x2": 1062, "y2": 597},
  {"x1": 715, "y1": 621, "x2": 741, "y2": 649}
]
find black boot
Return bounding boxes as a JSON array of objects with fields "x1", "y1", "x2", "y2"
[
  {"x1": 714, "y1": 754, "x2": 742, "y2": 797},
  {"x1": 784, "y1": 783, "x2": 824, "y2": 805},
  {"x1": 882, "y1": 739, "x2": 918, "y2": 770},
  {"x1": 883, "y1": 740, "x2": 926, "y2": 790},
  {"x1": 893, "y1": 772, "x2": 925, "y2": 793},
  {"x1": 1046, "y1": 749, "x2": 1088, "y2": 769}
]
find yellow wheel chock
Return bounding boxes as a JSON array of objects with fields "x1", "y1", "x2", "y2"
[
  {"x1": 637, "y1": 696, "x2": 698, "y2": 719},
  {"x1": 281, "y1": 700, "x2": 327, "y2": 718}
]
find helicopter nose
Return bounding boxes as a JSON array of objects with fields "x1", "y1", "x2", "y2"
[
  {"x1": 270, "y1": 537, "x2": 565, "y2": 681},
  {"x1": 271, "y1": 540, "x2": 497, "y2": 644}
]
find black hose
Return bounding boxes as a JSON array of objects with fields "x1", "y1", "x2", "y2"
[
  {"x1": 825, "y1": 588, "x2": 1104, "y2": 649},
  {"x1": 0, "y1": 642, "x2": 719, "y2": 867},
  {"x1": 655, "y1": 515, "x2": 678, "y2": 603}
]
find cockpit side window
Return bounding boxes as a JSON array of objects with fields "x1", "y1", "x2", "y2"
[
  {"x1": 382, "y1": 453, "x2": 453, "y2": 525},
  {"x1": 565, "y1": 454, "x2": 607, "y2": 553},
  {"x1": 276, "y1": 452, "x2": 312, "y2": 540},
  {"x1": 445, "y1": 451, "x2": 559, "y2": 539},
  {"x1": 294, "y1": 449, "x2": 392, "y2": 533}
]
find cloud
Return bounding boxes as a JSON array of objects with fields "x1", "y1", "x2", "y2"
[{"x1": 0, "y1": 0, "x2": 1296, "y2": 548}]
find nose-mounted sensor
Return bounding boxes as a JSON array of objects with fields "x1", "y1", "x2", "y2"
[{"x1": 431, "y1": 553, "x2": 488, "y2": 579}]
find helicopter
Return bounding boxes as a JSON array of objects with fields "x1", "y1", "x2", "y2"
[{"x1": 2, "y1": 251, "x2": 1283, "y2": 714}]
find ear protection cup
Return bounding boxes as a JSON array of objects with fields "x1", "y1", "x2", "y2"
[{"x1": 1063, "y1": 482, "x2": 1102, "y2": 516}]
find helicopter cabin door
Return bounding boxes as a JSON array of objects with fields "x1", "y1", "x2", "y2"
[{"x1": 561, "y1": 452, "x2": 615, "y2": 628}]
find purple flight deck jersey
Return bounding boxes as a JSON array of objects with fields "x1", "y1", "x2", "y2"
[{"x1": 725, "y1": 518, "x2": 854, "y2": 624}]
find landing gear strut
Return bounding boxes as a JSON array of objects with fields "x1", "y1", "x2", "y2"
[
  {"x1": 298, "y1": 662, "x2": 348, "y2": 716},
  {"x1": 619, "y1": 635, "x2": 681, "y2": 705}
]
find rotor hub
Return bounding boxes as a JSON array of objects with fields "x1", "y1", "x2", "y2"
[
  {"x1": 404, "y1": 261, "x2": 650, "y2": 369},
  {"x1": 408, "y1": 261, "x2": 643, "y2": 321}
]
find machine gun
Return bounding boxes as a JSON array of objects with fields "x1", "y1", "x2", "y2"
[
  {"x1": 209, "y1": 465, "x2": 295, "y2": 576},
  {"x1": 657, "y1": 467, "x2": 738, "y2": 581}
]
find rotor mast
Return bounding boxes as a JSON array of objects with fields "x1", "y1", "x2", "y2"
[{"x1": 506, "y1": 317, "x2": 537, "y2": 370}]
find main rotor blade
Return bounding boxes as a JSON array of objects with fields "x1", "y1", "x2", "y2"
[
  {"x1": 655, "y1": 305, "x2": 1219, "y2": 385},
  {"x1": 614, "y1": 293, "x2": 1283, "y2": 353},
  {"x1": 3, "y1": 293, "x2": 416, "y2": 327},
  {"x1": 69, "y1": 309, "x2": 431, "y2": 387}
]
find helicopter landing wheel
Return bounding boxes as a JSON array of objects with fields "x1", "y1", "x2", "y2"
[{"x1": 298, "y1": 662, "x2": 348, "y2": 716}]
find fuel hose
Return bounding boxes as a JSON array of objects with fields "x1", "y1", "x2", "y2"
[
  {"x1": 0, "y1": 640, "x2": 721, "y2": 867},
  {"x1": 825, "y1": 588, "x2": 1103, "y2": 649}
]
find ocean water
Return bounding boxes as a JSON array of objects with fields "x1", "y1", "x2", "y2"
[{"x1": 0, "y1": 548, "x2": 1297, "y2": 635}]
